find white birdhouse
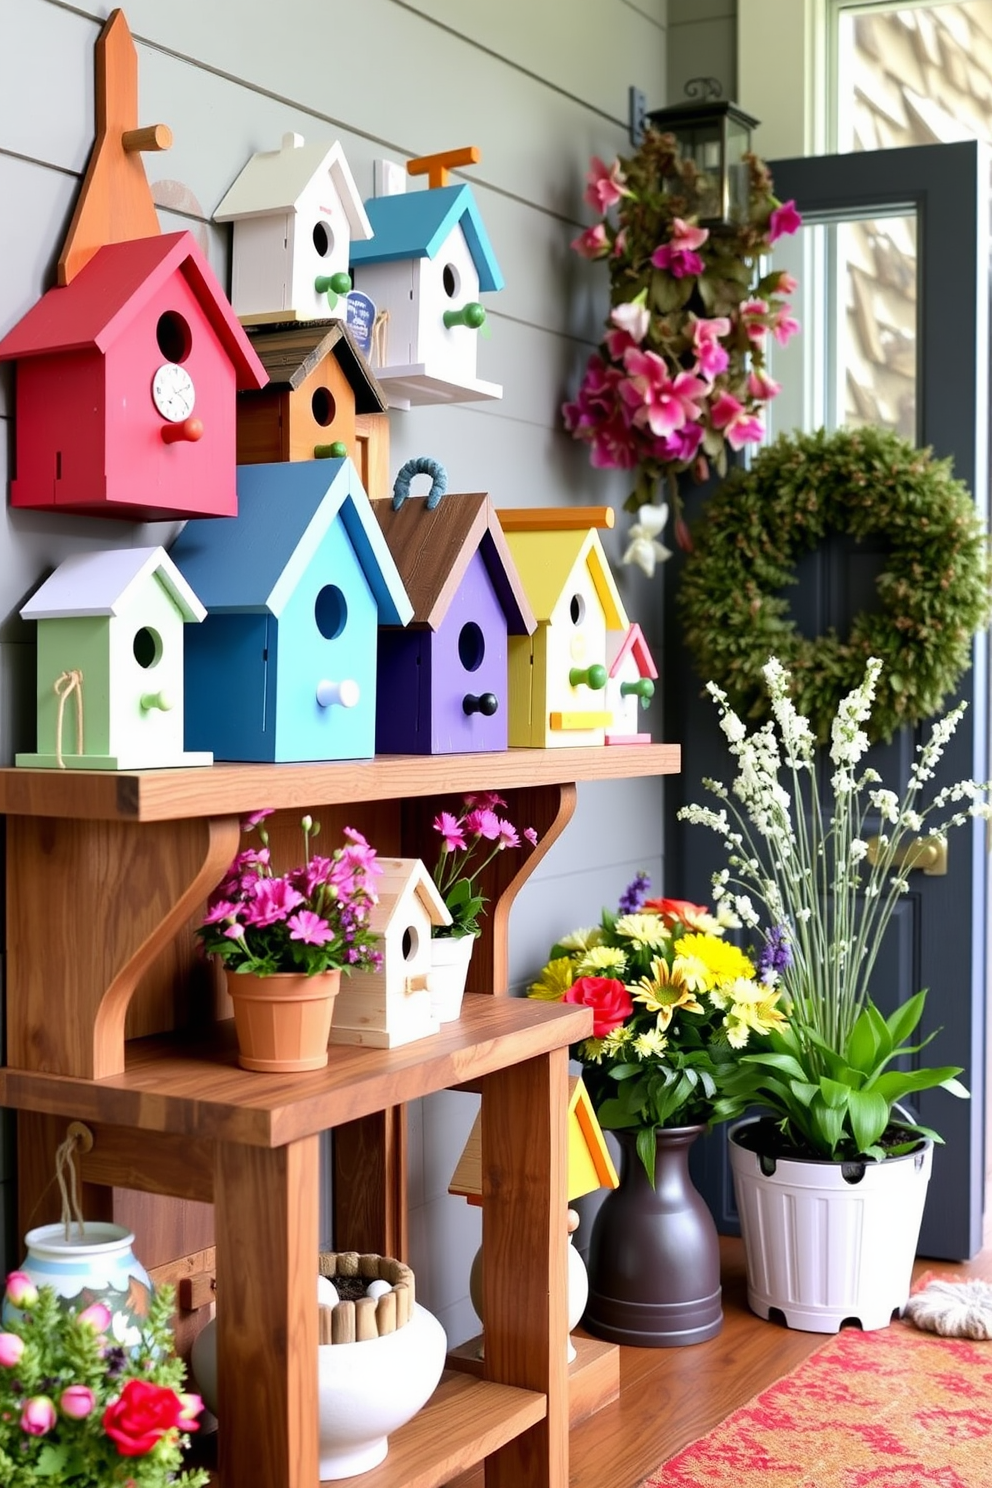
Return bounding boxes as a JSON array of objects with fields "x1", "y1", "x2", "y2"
[
  {"x1": 215, "y1": 133, "x2": 374, "y2": 325},
  {"x1": 349, "y1": 149, "x2": 504, "y2": 409},
  {"x1": 329, "y1": 858, "x2": 452, "y2": 1048},
  {"x1": 15, "y1": 546, "x2": 211, "y2": 771}
]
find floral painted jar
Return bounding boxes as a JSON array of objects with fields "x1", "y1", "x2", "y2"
[{"x1": 7, "y1": 1223, "x2": 153, "y2": 1349}]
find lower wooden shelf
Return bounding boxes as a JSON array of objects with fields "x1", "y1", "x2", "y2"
[
  {"x1": 447, "y1": 1333, "x2": 619, "y2": 1428},
  {"x1": 194, "y1": 1372, "x2": 546, "y2": 1487}
]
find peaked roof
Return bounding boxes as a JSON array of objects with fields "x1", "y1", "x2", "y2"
[
  {"x1": 245, "y1": 320, "x2": 386, "y2": 413},
  {"x1": 369, "y1": 857, "x2": 451, "y2": 932},
  {"x1": 503, "y1": 526, "x2": 628, "y2": 631},
  {"x1": 373, "y1": 492, "x2": 534, "y2": 633},
  {"x1": 168, "y1": 458, "x2": 412, "y2": 625},
  {"x1": 214, "y1": 135, "x2": 373, "y2": 240},
  {"x1": 0, "y1": 231, "x2": 268, "y2": 389},
  {"x1": 21, "y1": 545, "x2": 205, "y2": 623},
  {"x1": 349, "y1": 184, "x2": 504, "y2": 292},
  {"x1": 607, "y1": 622, "x2": 658, "y2": 681}
]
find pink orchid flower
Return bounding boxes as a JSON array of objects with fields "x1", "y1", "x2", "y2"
[
  {"x1": 584, "y1": 156, "x2": 627, "y2": 213},
  {"x1": 772, "y1": 270, "x2": 798, "y2": 295},
  {"x1": 740, "y1": 298, "x2": 770, "y2": 340},
  {"x1": 748, "y1": 367, "x2": 782, "y2": 400},
  {"x1": 571, "y1": 223, "x2": 609, "y2": 259},
  {"x1": 590, "y1": 415, "x2": 640, "y2": 469},
  {"x1": 710, "y1": 391, "x2": 764, "y2": 449},
  {"x1": 651, "y1": 242, "x2": 705, "y2": 279},
  {"x1": 768, "y1": 199, "x2": 803, "y2": 242},
  {"x1": 622, "y1": 349, "x2": 707, "y2": 438},
  {"x1": 655, "y1": 421, "x2": 704, "y2": 463},
  {"x1": 772, "y1": 306, "x2": 801, "y2": 346}
]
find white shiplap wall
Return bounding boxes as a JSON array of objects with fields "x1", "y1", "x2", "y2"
[{"x1": 0, "y1": 0, "x2": 669, "y2": 1343}]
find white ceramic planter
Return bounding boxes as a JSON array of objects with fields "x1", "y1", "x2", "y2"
[
  {"x1": 470, "y1": 1232, "x2": 588, "y2": 1363},
  {"x1": 729, "y1": 1120, "x2": 933, "y2": 1333},
  {"x1": 192, "y1": 1301, "x2": 446, "y2": 1480},
  {"x1": 8, "y1": 1223, "x2": 152, "y2": 1349},
  {"x1": 428, "y1": 934, "x2": 475, "y2": 1022}
]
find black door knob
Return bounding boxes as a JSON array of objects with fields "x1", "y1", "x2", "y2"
[{"x1": 463, "y1": 692, "x2": 499, "y2": 717}]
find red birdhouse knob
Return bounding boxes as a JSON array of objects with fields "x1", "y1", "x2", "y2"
[{"x1": 161, "y1": 417, "x2": 203, "y2": 445}]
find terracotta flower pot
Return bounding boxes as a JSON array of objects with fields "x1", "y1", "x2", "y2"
[{"x1": 226, "y1": 967, "x2": 341, "y2": 1072}]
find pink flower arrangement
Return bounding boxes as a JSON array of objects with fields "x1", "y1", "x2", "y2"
[
  {"x1": 431, "y1": 792, "x2": 539, "y2": 939},
  {"x1": 564, "y1": 128, "x2": 802, "y2": 553},
  {"x1": 197, "y1": 810, "x2": 383, "y2": 978}
]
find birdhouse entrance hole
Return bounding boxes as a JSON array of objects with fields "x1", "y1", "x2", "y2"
[
  {"x1": 133, "y1": 627, "x2": 163, "y2": 668},
  {"x1": 314, "y1": 585, "x2": 347, "y2": 640},
  {"x1": 312, "y1": 221, "x2": 334, "y2": 258},
  {"x1": 401, "y1": 925, "x2": 419, "y2": 961},
  {"x1": 311, "y1": 387, "x2": 337, "y2": 426},
  {"x1": 156, "y1": 311, "x2": 191, "y2": 363},
  {"x1": 569, "y1": 594, "x2": 586, "y2": 625},
  {"x1": 458, "y1": 622, "x2": 485, "y2": 672},
  {"x1": 442, "y1": 263, "x2": 461, "y2": 299}
]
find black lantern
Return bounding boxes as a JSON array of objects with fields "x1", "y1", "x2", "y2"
[{"x1": 646, "y1": 88, "x2": 759, "y2": 230}]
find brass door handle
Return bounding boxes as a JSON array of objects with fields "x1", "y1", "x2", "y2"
[{"x1": 865, "y1": 835, "x2": 947, "y2": 876}]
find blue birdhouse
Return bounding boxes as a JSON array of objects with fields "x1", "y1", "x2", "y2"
[{"x1": 170, "y1": 458, "x2": 412, "y2": 761}]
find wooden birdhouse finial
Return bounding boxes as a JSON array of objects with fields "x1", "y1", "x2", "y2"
[
  {"x1": 406, "y1": 145, "x2": 481, "y2": 190},
  {"x1": 57, "y1": 9, "x2": 172, "y2": 286}
]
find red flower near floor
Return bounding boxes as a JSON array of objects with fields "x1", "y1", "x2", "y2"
[
  {"x1": 103, "y1": 1379, "x2": 189, "y2": 1457},
  {"x1": 563, "y1": 976, "x2": 633, "y2": 1037}
]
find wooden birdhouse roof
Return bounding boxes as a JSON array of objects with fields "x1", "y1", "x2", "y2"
[
  {"x1": 0, "y1": 231, "x2": 267, "y2": 389},
  {"x1": 449, "y1": 1075, "x2": 619, "y2": 1205},
  {"x1": 368, "y1": 858, "x2": 451, "y2": 934},
  {"x1": 607, "y1": 622, "x2": 658, "y2": 681},
  {"x1": 169, "y1": 458, "x2": 412, "y2": 626},
  {"x1": 373, "y1": 492, "x2": 535, "y2": 634},
  {"x1": 20, "y1": 545, "x2": 205, "y2": 623},
  {"x1": 245, "y1": 320, "x2": 386, "y2": 413},
  {"x1": 349, "y1": 184, "x2": 504, "y2": 292},
  {"x1": 501, "y1": 525, "x2": 628, "y2": 631},
  {"x1": 214, "y1": 134, "x2": 373, "y2": 240}
]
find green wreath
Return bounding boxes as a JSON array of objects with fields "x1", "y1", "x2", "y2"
[{"x1": 677, "y1": 426, "x2": 992, "y2": 743}]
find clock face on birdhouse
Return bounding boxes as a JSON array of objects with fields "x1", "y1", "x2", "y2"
[{"x1": 151, "y1": 363, "x2": 196, "y2": 422}]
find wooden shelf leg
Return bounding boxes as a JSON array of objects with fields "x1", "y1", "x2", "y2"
[
  {"x1": 214, "y1": 1136, "x2": 320, "y2": 1488},
  {"x1": 332, "y1": 1107, "x2": 408, "y2": 1258},
  {"x1": 481, "y1": 1047, "x2": 569, "y2": 1488}
]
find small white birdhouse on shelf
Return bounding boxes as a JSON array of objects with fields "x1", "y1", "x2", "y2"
[
  {"x1": 605, "y1": 623, "x2": 658, "y2": 744},
  {"x1": 349, "y1": 147, "x2": 504, "y2": 409},
  {"x1": 15, "y1": 546, "x2": 210, "y2": 771},
  {"x1": 215, "y1": 133, "x2": 374, "y2": 325},
  {"x1": 330, "y1": 858, "x2": 452, "y2": 1048}
]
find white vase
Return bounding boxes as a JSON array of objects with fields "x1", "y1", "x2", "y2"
[
  {"x1": 428, "y1": 934, "x2": 475, "y2": 1022},
  {"x1": 470, "y1": 1228, "x2": 588, "y2": 1363},
  {"x1": 729, "y1": 1119, "x2": 934, "y2": 1333},
  {"x1": 8, "y1": 1222, "x2": 153, "y2": 1349},
  {"x1": 192, "y1": 1301, "x2": 446, "y2": 1480}
]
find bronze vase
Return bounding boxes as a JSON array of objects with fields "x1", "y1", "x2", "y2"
[{"x1": 583, "y1": 1124, "x2": 722, "y2": 1347}]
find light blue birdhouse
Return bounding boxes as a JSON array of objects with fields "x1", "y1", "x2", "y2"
[{"x1": 170, "y1": 458, "x2": 412, "y2": 761}]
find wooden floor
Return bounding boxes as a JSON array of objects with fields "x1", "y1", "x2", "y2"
[{"x1": 451, "y1": 1235, "x2": 992, "y2": 1488}]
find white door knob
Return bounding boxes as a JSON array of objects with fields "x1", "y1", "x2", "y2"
[{"x1": 316, "y1": 678, "x2": 360, "y2": 709}]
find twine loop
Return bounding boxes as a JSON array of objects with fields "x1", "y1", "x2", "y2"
[
  {"x1": 53, "y1": 669, "x2": 84, "y2": 769},
  {"x1": 54, "y1": 1124, "x2": 91, "y2": 1242},
  {"x1": 392, "y1": 457, "x2": 448, "y2": 511}
]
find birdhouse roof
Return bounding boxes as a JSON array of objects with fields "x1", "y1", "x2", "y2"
[
  {"x1": 0, "y1": 231, "x2": 268, "y2": 389},
  {"x1": 214, "y1": 135, "x2": 374, "y2": 240},
  {"x1": 373, "y1": 492, "x2": 535, "y2": 633},
  {"x1": 449, "y1": 1075, "x2": 619, "y2": 1205},
  {"x1": 20, "y1": 545, "x2": 206, "y2": 623},
  {"x1": 168, "y1": 458, "x2": 412, "y2": 625},
  {"x1": 607, "y1": 622, "x2": 658, "y2": 681},
  {"x1": 349, "y1": 184, "x2": 504, "y2": 292},
  {"x1": 368, "y1": 857, "x2": 451, "y2": 933},
  {"x1": 502, "y1": 526, "x2": 628, "y2": 631},
  {"x1": 245, "y1": 320, "x2": 386, "y2": 412}
]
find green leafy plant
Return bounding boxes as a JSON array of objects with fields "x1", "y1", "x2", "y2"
[
  {"x1": 0, "y1": 1275, "x2": 207, "y2": 1487},
  {"x1": 681, "y1": 655, "x2": 989, "y2": 1160},
  {"x1": 527, "y1": 880, "x2": 790, "y2": 1180}
]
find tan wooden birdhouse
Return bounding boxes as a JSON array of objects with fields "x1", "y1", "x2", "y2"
[
  {"x1": 329, "y1": 858, "x2": 451, "y2": 1048},
  {"x1": 237, "y1": 321, "x2": 391, "y2": 497}
]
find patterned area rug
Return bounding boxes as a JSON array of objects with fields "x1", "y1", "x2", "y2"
[{"x1": 640, "y1": 1322, "x2": 992, "y2": 1487}]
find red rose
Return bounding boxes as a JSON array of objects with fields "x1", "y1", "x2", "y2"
[
  {"x1": 563, "y1": 976, "x2": 633, "y2": 1037},
  {"x1": 103, "y1": 1379, "x2": 186, "y2": 1457}
]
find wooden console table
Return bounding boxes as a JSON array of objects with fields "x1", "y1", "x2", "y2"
[{"x1": 0, "y1": 745, "x2": 678, "y2": 1487}]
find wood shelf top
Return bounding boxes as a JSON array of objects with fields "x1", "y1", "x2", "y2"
[
  {"x1": 0, "y1": 744, "x2": 680, "y2": 821},
  {"x1": 0, "y1": 995, "x2": 591, "y2": 1148}
]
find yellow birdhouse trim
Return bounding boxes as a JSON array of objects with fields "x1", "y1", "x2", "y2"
[
  {"x1": 448, "y1": 1075, "x2": 618, "y2": 1205},
  {"x1": 498, "y1": 523, "x2": 628, "y2": 633}
]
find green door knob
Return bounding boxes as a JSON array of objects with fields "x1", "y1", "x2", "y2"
[
  {"x1": 140, "y1": 690, "x2": 174, "y2": 713},
  {"x1": 443, "y1": 301, "x2": 486, "y2": 330},
  {"x1": 314, "y1": 272, "x2": 352, "y2": 309},
  {"x1": 621, "y1": 678, "x2": 655, "y2": 702},
  {"x1": 569, "y1": 664, "x2": 607, "y2": 691},
  {"x1": 314, "y1": 441, "x2": 348, "y2": 459}
]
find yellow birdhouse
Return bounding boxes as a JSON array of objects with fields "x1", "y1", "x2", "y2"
[
  {"x1": 497, "y1": 508, "x2": 628, "y2": 748},
  {"x1": 449, "y1": 1075, "x2": 619, "y2": 1205}
]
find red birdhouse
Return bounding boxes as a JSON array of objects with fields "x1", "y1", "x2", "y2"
[{"x1": 0, "y1": 230, "x2": 267, "y2": 521}]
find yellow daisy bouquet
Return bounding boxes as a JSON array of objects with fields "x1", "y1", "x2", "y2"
[{"x1": 528, "y1": 882, "x2": 789, "y2": 1180}]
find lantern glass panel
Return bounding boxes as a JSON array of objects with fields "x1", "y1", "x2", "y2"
[{"x1": 726, "y1": 116, "x2": 752, "y2": 225}]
